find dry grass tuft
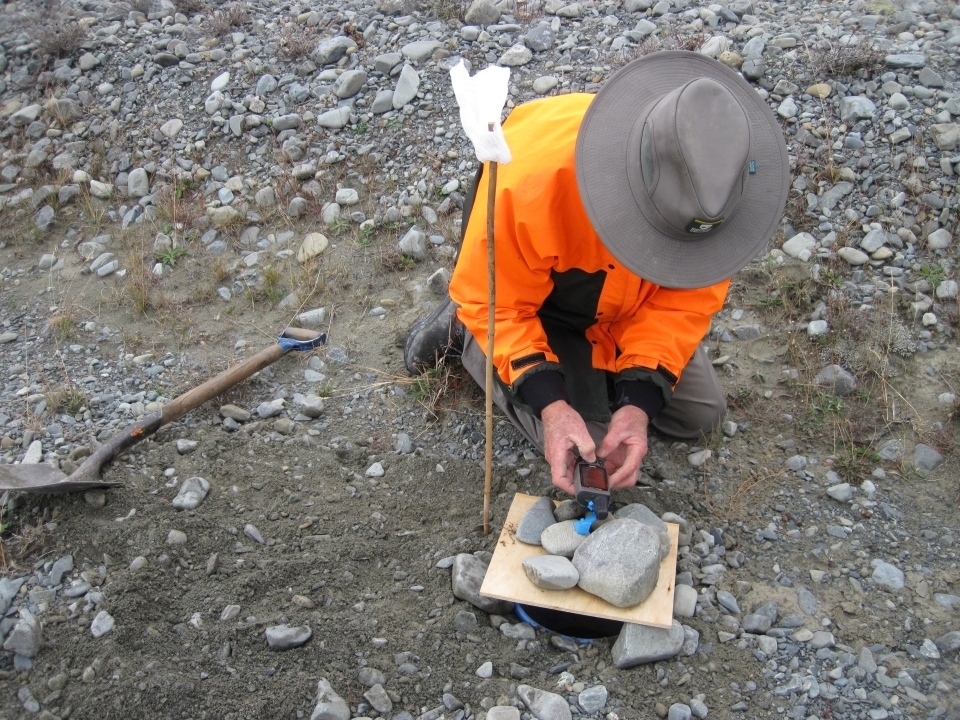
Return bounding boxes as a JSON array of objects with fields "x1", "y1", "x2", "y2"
[
  {"x1": 513, "y1": 0, "x2": 545, "y2": 22},
  {"x1": 173, "y1": 0, "x2": 205, "y2": 14},
  {"x1": 808, "y1": 39, "x2": 884, "y2": 79},
  {"x1": 207, "y1": 3, "x2": 249, "y2": 37},
  {"x1": 279, "y1": 23, "x2": 316, "y2": 61},
  {"x1": 29, "y1": 3, "x2": 88, "y2": 60}
]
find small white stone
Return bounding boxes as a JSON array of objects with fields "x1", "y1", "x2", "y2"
[
  {"x1": 365, "y1": 462, "x2": 385, "y2": 477},
  {"x1": 922, "y1": 312, "x2": 937, "y2": 327},
  {"x1": 91, "y1": 610, "x2": 115, "y2": 638},
  {"x1": 211, "y1": 71, "x2": 230, "y2": 91},
  {"x1": 807, "y1": 320, "x2": 829, "y2": 336}
]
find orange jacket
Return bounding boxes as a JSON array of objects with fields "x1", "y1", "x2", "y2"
[{"x1": 449, "y1": 93, "x2": 729, "y2": 416}]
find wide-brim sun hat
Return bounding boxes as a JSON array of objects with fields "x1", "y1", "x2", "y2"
[{"x1": 576, "y1": 50, "x2": 790, "y2": 289}]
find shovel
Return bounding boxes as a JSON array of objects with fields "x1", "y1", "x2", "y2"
[{"x1": 0, "y1": 328, "x2": 326, "y2": 494}]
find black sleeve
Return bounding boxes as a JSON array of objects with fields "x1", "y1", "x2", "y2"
[
  {"x1": 612, "y1": 379, "x2": 665, "y2": 419},
  {"x1": 517, "y1": 369, "x2": 570, "y2": 417}
]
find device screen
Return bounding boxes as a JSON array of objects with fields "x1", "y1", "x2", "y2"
[{"x1": 580, "y1": 465, "x2": 608, "y2": 490}]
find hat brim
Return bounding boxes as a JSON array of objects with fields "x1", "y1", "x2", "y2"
[{"x1": 576, "y1": 51, "x2": 790, "y2": 289}]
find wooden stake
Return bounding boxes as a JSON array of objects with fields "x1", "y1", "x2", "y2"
[{"x1": 483, "y1": 157, "x2": 499, "y2": 537}]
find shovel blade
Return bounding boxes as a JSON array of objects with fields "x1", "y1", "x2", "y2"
[{"x1": 0, "y1": 464, "x2": 121, "y2": 494}]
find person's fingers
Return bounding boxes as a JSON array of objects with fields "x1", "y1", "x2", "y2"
[
  {"x1": 546, "y1": 440, "x2": 575, "y2": 493},
  {"x1": 608, "y1": 442, "x2": 644, "y2": 488},
  {"x1": 573, "y1": 427, "x2": 597, "y2": 463}
]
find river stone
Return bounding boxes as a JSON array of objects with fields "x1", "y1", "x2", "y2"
[
  {"x1": 930, "y1": 124, "x2": 960, "y2": 151},
  {"x1": 298, "y1": 233, "x2": 329, "y2": 263},
  {"x1": 615, "y1": 503, "x2": 671, "y2": 559},
  {"x1": 839, "y1": 96, "x2": 876, "y2": 122},
  {"x1": 317, "y1": 106, "x2": 352, "y2": 129},
  {"x1": 393, "y1": 65, "x2": 421, "y2": 108},
  {"x1": 266, "y1": 624, "x2": 312, "y2": 649},
  {"x1": 517, "y1": 497, "x2": 556, "y2": 544},
  {"x1": 935, "y1": 631, "x2": 960, "y2": 653},
  {"x1": 399, "y1": 226, "x2": 427, "y2": 259},
  {"x1": 465, "y1": 0, "x2": 500, "y2": 24},
  {"x1": 815, "y1": 364, "x2": 856, "y2": 396},
  {"x1": 860, "y1": 228, "x2": 887, "y2": 253},
  {"x1": 673, "y1": 584, "x2": 697, "y2": 617},
  {"x1": 885, "y1": 53, "x2": 925, "y2": 68},
  {"x1": 871, "y1": 560, "x2": 904, "y2": 590},
  {"x1": 573, "y1": 519, "x2": 660, "y2": 607},
  {"x1": 540, "y1": 520, "x2": 586, "y2": 557},
  {"x1": 913, "y1": 444, "x2": 944, "y2": 472},
  {"x1": 533, "y1": 76, "x2": 560, "y2": 94},
  {"x1": 838, "y1": 247, "x2": 869, "y2": 265},
  {"x1": 171, "y1": 476, "x2": 211, "y2": 510},
  {"x1": 820, "y1": 181, "x2": 854, "y2": 210},
  {"x1": 522, "y1": 555, "x2": 579, "y2": 590},
  {"x1": 334, "y1": 70, "x2": 366, "y2": 99},
  {"x1": 127, "y1": 168, "x2": 149, "y2": 198},
  {"x1": 91, "y1": 610, "x2": 115, "y2": 638},
  {"x1": 928, "y1": 228, "x2": 952, "y2": 249},
  {"x1": 782, "y1": 232, "x2": 817, "y2": 260},
  {"x1": 612, "y1": 619, "x2": 684, "y2": 668},
  {"x1": 401, "y1": 40, "x2": 442, "y2": 61},
  {"x1": 451, "y1": 553, "x2": 514, "y2": 613},
  {"x1": 2, "y1": 610, "x2": 41, "y2": 657},
  {"x1": 313, "y1": 36, "x2": 357, "y2": 66},
  {"x1": 517, "y1": 685, "x2": 572, "y2": 720},
  {"x1": 499, "y1": 44, "x2": 533, "y2": 66},
  {"x1": 312, "y1": 678, "x2": 350, "y2": 720}
]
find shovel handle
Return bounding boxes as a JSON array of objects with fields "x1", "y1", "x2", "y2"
[{"x1": 65, "y1": 328, "x2": 325, "y2": 487}]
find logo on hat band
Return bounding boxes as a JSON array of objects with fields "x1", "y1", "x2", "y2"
[{"x1": 685, "y1": 218, "x2": 724, "y2": 234}]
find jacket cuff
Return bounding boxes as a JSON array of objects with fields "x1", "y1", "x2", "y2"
[
  {"x1": 612, "y1": 379, "x2": 665, "y2": 420},
  {"x1": 517, "y1": 369, "x2": 570, "y2": 417}
]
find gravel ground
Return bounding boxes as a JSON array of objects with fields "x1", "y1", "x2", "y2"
[{"x1": 0, "y1": 0, "x2": 959, "y2": 719}]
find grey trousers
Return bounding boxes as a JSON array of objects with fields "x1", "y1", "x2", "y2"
[{"x1": 460, "y1": 331, "x2": 726, "y2": 451}]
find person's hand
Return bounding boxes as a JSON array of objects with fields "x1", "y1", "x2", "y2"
[
  {"x1": 597, "y1": 405, "x2": 649, "y2": 489},
  {"x1": 541, "y1": 400, "x2": 596, "y2": 494}
]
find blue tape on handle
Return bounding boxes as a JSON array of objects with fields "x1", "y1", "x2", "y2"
[{"x1": 277, "y1": 332, "x2": 327, "y2": 352}]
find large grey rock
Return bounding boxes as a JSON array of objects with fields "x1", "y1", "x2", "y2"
[
  {"x1": 871, "y1": 560, "x2": 904, "y2": 590},
  {"x1": 914, "y1": 444, "x2": 944, "y2": 472},
  {"x1": 573, "y1": 519, "x2": 660, "y2": 607},
  {"x1": 399, "y1": 226, "x2": 427, "y2": 260},
  {"x1": 465, "y1": 0, "x2": 501, "y2": 24},
  {"x1": 612, "y1": 620, "x2": 685, "y2": 668},
  {"x1": 540, "y1": 520, "x2": 586, "y2": 557},
  {"x1": 615, "y1": 504, "x2": 671, "y2": 559},
  {"x1": 313, "y1": 36, "x2": 357, "y2": 65},
  {"x1": 815, "y1": 365, "x2": 856, "y2": 397},
  {"x1": 0, "y1": 577, "x2": 27, "y2": 615},
  {"x1": 820, "y1": 181, "x2": 854, "y2": 210},
  {"x1": 2, "y1": 609, "x2": 41, "y2": 657},
  {"x1": 935, "y1": 631, "x2": 960, "y2": 653},
  {"x1": 265, "y1": 625, "x2": 313, "y2": 650},
  {"x1": 312, "y1": 678, "x2": 350, "y2": 720},
  {"x1": 930, "y1": 124, "x2": 960, "y2": 151},
  {"x1": 127, "y1": 168, "x2": 149, "y2": 198},
  {"x1": 673, "y1": 584, "x2": 697, "y2": 618},
  {"x1": 522, "y1": 555, "x2": 579, "y2": 590},
  {"x1": 171, "y1": 476, "x2": 210, "y2": 510},
  {"x1": 334, "y1": 70, "x2": 367, "y2": 99},
  {"x1": 839, "y1": 96, "x2": 876, "y2": 122},
  {"x1": 885, "y1": 53, "x2": 925, "y2": 68},
  {"x1": 517, "y1": 685, "x2": 572, "y2": 720},
  {"x1": 393, "y1": 64, "x2": 421, "y2": 108},
  {"x1": 499, "y1": 44, "x2": 533, "y2": 66},
  {"x1": 451, "y1": 554, "x2": 514, "y2": 613},
  {"x1": 316, "y1": 106, "x2": 352, "y2": 129},
  {"x1": 517, "y1": 497, "x2": 556, "y2": 544},
  {"x1": 523, "y1": 25, "x2": 555, "y2": 51},
  {"x1": 401, "y1": 40, "x2": 442, "y2": 61}
]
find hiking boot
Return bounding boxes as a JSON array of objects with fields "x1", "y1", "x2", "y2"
[{"x1": 404, "y1": 296, "x2": 464, "y2": 375}]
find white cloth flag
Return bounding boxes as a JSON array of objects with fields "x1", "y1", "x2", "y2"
[{"x1": 450, "y1": 61, "x2": 512, "y2": 165}]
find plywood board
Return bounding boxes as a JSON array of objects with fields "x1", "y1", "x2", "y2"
[{"x1": 480, "y1": 493, "x2": 678, "y2": 628}]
